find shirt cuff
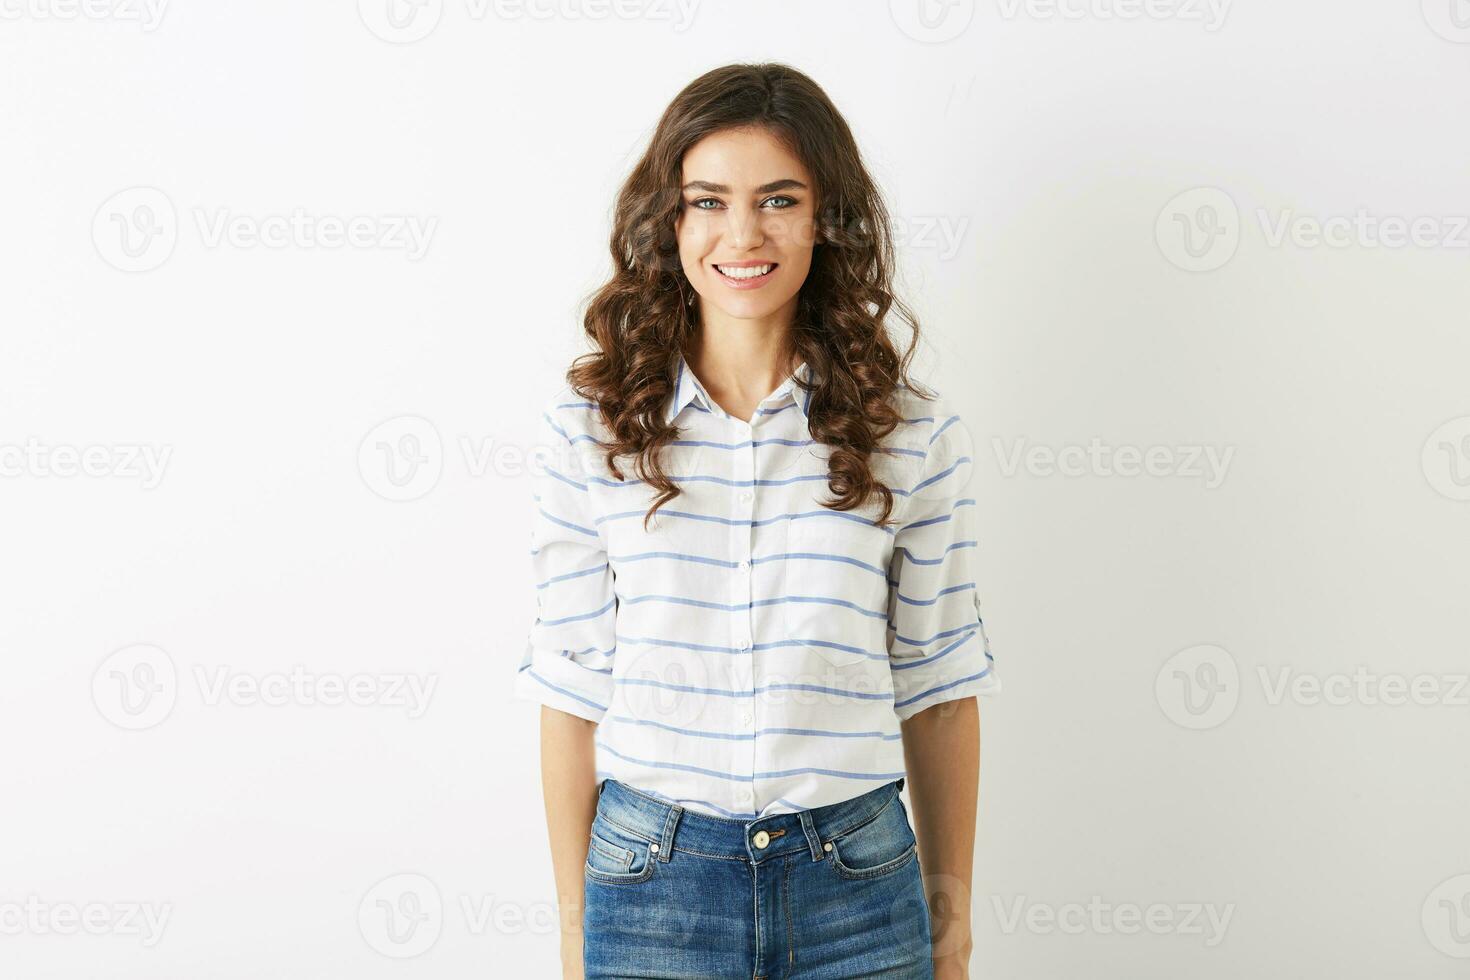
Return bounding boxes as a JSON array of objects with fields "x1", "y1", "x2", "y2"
[{"x1": 512, "y1": 644, "x2": 613, "y2": 724}]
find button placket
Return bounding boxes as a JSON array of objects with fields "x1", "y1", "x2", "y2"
[{"x1": 731, "y1": 417, "x2": 758, "y2": 814}]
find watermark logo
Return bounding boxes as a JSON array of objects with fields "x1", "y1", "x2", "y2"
[
  {"x1": 359, "y1": 873, "x2": 443, "y2": 958},
  {"x1": 0, "y1": 897, "x2": 172, "y2": 946},
  {"x1": 358, "y1": 0, "x2": 443, "y2": 42},
  {"x1": 1155, "y1": 644, "x2": 1238, "y2": 730},
  {"x1": 893, "y1": 215, "x2": 971, "y2": 261},
  {"x1": 0, "y1": 0, "x2": 169, "y2": 30},
  {"x1": 93, "y1": 188, "x2": 437, "y2": 271},
  {"x1": 995, "y1": 0, "x2": 1231, "y2": 30},
  {"x1": 1156, "y1": 187, "x2": 1240, "y2": 272},
  {"x1": 92, "y1": 644, "x2": 178, "y2": 731},
  {"x1": 1257, "y1": 209, "x2": 1470, "y2": 251},
  {"x1": 992, "y1": 895, "x2": 1234, "y2": 946},
  {"x1": 358, "y1": 416, "x2": 593, "y2": 501},
  {"x1": 1422, "y1": 874, "x2": 1470, "y2": 958},
  {"x1": 1422, "y1": 0, "x2": 1470, "y2": 43},
  {"x1": 1258, "y1": 667, "x2": 1470, "y2": 708},
  {"x1": 358, "y1": 0, "x2": 699, "y2": 41},
  {"x1": 0, "y1": 438, "x2": 172, "y2": 488},
  {"x1": 616, "y1": 643, "x2": 714, "y2": 729},
  {"x1": 193, "y1": 665, "x2": 437, "y2": 718},
  {"x1": 93, "y1": 187, "x2": 177, "y2": 273},
  {"x1": 92, "y1": 645, "x2": 438, "y2": 727},
  {"x1": 359, "y1": 416, "x2": 444, "y2": 502},
  {"x1": 890, "y1": 0, "x2": 975, "y2": 42},
  {"x1": 1422, "y1": 416, "x2": 1470, "y2": 501},
  {"x1": 992, "y1": 437, "x2": 1233, "y2": 488},
  {"x1": 1160, "y1": 193, "x2": 1470, "y2": 273}
]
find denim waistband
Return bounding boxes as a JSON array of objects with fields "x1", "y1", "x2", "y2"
[{"x1": 594, "y1": 777, "x2": 906, "y2": 866}]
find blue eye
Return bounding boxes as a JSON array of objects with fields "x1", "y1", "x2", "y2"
[{"x1": 686, "y1": 196, "x2": 800, "y2": 211}]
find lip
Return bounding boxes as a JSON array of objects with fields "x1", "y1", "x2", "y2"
[{"x1": 712, "y1": 260, "x2": 779, "y2": 290}]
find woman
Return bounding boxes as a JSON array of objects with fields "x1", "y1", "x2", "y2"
[{"x1": 515, "y1": 62, "x2": 1001, "y2": 980}]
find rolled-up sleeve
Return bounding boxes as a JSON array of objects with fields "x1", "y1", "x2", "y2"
[
  {"x1": 512, "y1": 397, "x2": 617, "y2": 724},
  {"x1": 887, "y1": 405, "x2": 1001, "y2": 721}
]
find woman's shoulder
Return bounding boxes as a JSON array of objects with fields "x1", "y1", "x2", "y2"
[
  {"x1": 538, "y1": 383, "x2": 610, "y2": 445},
  {"x1": 887, "y1": 380, "x2": 957, "y2": 439}
]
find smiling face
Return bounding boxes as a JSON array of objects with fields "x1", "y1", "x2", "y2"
[{"x1": 674, "y1": 125, "x2": 820, "y2": 326}]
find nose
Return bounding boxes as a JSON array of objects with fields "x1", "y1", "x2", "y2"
[{"x1": 724, "y1": 205, "x2": 765, "y2": 249}]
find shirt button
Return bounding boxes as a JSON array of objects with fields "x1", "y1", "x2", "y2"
[
  {"x1": 738, "y1": 559, "x2": 750, "y2": 571},
  {"x1": 753, "y1": 830, "x2": 770, "y2": 849},
  {"x1": 739, "y1": 490, "x2": 753, "y2": 503},
  {"x1": 738, "y1": 639, "x2": 751, "y2": 652},
  {"x1": 741, "y1": 712, "x2": 752, "y2": 725}
]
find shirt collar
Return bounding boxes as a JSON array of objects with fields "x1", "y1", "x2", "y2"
[{"x1": 664, "y1": 353, "x2": 813, "y2": 425}]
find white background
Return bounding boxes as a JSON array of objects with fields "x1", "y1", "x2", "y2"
[{"x1": 3, "y1": 1, "x2": 1469, "y2": 977}]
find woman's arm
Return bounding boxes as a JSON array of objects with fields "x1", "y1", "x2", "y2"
[
  {"x1": 537, "y1": 705, "x2": 599, "y2": 979},
  {"x1": 901, "y1": 695, "x2": 980, "y2": 979}
]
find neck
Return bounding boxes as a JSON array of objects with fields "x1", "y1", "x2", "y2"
[{"x1": 685, "y1": 300, "x2": 800, "y2": 417}]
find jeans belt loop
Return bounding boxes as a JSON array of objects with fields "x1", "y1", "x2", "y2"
[{"x1": 657, "y1": 803, "x2": 683, "y2": 863}]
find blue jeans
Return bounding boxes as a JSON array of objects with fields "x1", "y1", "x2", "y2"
[{"x1": 583, "y1": 777, "x2": 934, "y2": 979}]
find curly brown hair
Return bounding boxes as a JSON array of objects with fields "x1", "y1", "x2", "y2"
[{"x1": 567, "y1": 62, "x2": 934, "y2": 530}]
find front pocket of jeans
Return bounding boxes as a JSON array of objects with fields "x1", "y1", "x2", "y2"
[
  {"x1": 587, "y1": 833, "x2": 633, "y2": 873},
  {"x1": 584, "y1": 817, "x2": 657, "y2": 884},
  {"x1": 827, "y1": 795, "x2": 920, "y2": 881}
]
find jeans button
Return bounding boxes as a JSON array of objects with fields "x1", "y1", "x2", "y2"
[{"x1": 753, "y1": 830, "x2": 770, "y2": 849}]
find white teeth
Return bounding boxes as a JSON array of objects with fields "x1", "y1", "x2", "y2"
[{"x1": 716, "y1": 264, "x2": 773, "y2": 279}]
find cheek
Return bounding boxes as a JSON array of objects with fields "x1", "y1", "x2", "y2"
[
  {"x1": 767, "y1": 213, "x2": 820, "y2": 254},
  {"x1": 676, "y1": 216, "x2": 716, "y2": 256}
]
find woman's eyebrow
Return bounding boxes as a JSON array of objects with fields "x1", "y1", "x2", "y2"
[{"x1": 681, "y1": 179, "x2": 808, "y2": 194}]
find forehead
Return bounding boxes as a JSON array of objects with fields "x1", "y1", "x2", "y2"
[{"x1": 680, "y1": 126, "x2": 811, "y2": 187}]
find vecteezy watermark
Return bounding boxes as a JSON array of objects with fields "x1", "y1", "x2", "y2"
[
  {"x1": 357, "y1": 414, "x2": 597, "y2": 502},
  {"x1": 93, "y1": 187, "x2": 437, "y2": 272},
  {"x1": 1421, "y1": 0, "x2": 1470, "y2": 43},
  {"x1": 358, "y1": 873, "x2": 655, "y2": 957},
  {"x1": 192, "y1": 665, "x2": 437, "y2": 717},
  {"x1": 360, "y1": 874, "x2": 443, "y2": 959},
  {"x1": 1258, "y1": 667, "x2": 1470, "y2": 708},
  {"x1": 994, "y1": 0, "x2": 1231, "y2": 30},
  {"x1": 92, "y1": 644, "x2": 438, "y2": 730},
  {"x1": 193, "y1": 208, "x2": 435, "y2": 259},
  {"x1": 359, "y1": 416, "x2": 444, "y2": 502},
  {"x1": 892, "y1": 215, "x2": 971, "y2": 261},
  {"x1": 357, "y1": 0, "x2": 700, "y2": 43},
  {"x1": 0, "y1": 438, "x2": 172, "y2": 488},
  {"x1": 1423, "y1": 874, "x2": 1470, "y2": 958},
  {"x1": 1422, "y1": 416, "x2": 1470, "y2": 502},
  {"x1": 0, "y1": 897, "x2": 173, "y2": 947},
  {"x1": 1158, "y1": 187, "x2": 1470, "y2": 272},
  {"x1": 357, "y1": 0, "x2": 444, "y2": 42},
  {"x1": 1157, "y1": 645, "x2": 1470, "y2": 730},
  {"x1": 93, "y1": 187, "x2": 177, "y2": 273},
  {"x1": 1156, "y1": 187, "x2": 1241, "y2": 273},
  {"x1": 92, "y1": 644, "x2": 178, "y2": 731},
  {"x1": 1256, "y1": 209, "x2": 1470, "y2": 251},
  {"x1": 991, "y1": 896, "x2": 1235, "y2": 947},
  {"x1": 0, "y1": 0, "x2": 168, "y2": 30},
  {"x1": 992, "y1": 437, "x2": 1234, "y2": 488},
  {"x1": 1155, "y1": 644, "x2": 1239, "y2": 730},
  {"x1": 889, "y1": 0, "x2": 976, "y2": 43}
]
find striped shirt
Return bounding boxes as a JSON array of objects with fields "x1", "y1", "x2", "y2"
[{"x1": 515, "y1": 353, "x2": 1001, "y2": 819}]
